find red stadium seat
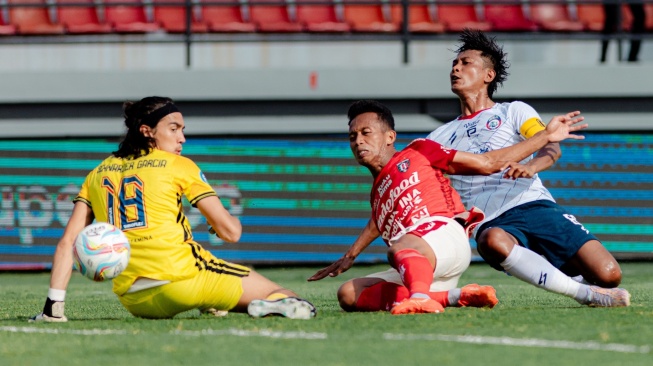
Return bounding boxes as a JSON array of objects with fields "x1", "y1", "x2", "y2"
[
  {"x1": 436, "y1": 1, "x2": 491, "y2": 32},
  {"x1": 248, "y1": 0, "x2": 304, "y2": 32},
  {"x1": 389, "y1": 2, "x2": 445, "y2": 33},
  {"x1": 483, "y1": 1, "x2": 539, "y2": 31},
  {"x1": 104, "y1": 0, "x2": 162, "y2": 33},
  {"x1": 620, "y1": 3, "x2": 633, "y2": 31},
  {"x1": 57, "y1": 0, "x2": 112, "y2": 34},
  {"x1": 200, "y1": 0, "x2": 257, "y2": 32},
  {"x1": 0, "y1": 5, "x2": 17, "y2": 35},
  {"x1": 646, "y1": 4, "x2": 653, "y2": 31},
  {"x1": 529, "y1": 1, "x2": 585, "y2": 32},
  {"x1": 295, "y1": 2, "x2": 350, "y2": 32},
  {"x1": 152, "y1": 0, "x2": 208, "y2": 33},
  {"x1": 576, "y1": 3, "x2": 604, "y2": 32},
  {"x1": 342, "y1": 0, "x2": 399, "y2": 33},
  {"x1": 8, "y1": 0, "x2": 65, "y2": 34},
  {"x1": 576, "y1": 3, "x2": 636, "y2": 32}
]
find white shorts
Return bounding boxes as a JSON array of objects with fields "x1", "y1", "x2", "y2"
[{"x1": 366, "y1": 217, "x2": 472, "y2": 292}]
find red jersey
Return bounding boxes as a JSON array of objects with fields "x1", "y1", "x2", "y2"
[{"x1": 371, "y1": 138, "x2": 466, "y2": 243}]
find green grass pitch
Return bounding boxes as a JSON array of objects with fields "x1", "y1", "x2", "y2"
[{"x1": 1, "y1": 262, "x2": 652, "y2": 366}]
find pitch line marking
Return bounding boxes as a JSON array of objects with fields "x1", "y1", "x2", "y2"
[
  {"x1": 384, "y1": 333, "x2": 650, "y2": 354},
  {"x1": 0, "y1": 326, "x2": 127, "y2": 335},
  {"x1": 173, "y1": 328, "x2": 327, "y2": 340}
]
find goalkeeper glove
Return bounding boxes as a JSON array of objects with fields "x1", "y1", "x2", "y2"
[{"x1": 29, "y1": 297, "x2": 68, "y2": 323}]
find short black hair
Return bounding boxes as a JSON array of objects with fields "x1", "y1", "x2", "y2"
[
  {"x1": 347, "y1": 100, "x2": 395, "y2": 131},
  {"x1": 456, "y1": 28, "x2": 509, "y2": 98}
]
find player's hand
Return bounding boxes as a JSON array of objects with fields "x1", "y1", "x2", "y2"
[
  {"x1": 545, "y1": 111, "x2": 588, "y2": 143},
  {"x1": 28, "y1": 298, "x2": 68, "y2": 323},
  {"x1": 308, "y1": 256, "x2": 355, "y2": 281},
  {"x1": 502, "y1": 162, "x2": 536, "y2": 180}
]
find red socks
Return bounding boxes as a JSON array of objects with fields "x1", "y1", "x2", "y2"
[
  {"x1": 355, "y1": 282, "x2": 450, "y2": 311},
  {"x1": 356, "y1": 281, "x2": 409, "y2": 311},
  {"x1": 354, "y1": 248, "x2": 449, "y2": 311},
  {"x1": 393, "y1": 248, "x2": 433, "y2": 296}
]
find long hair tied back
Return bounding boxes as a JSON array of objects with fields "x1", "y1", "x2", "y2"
[{"x1": 113, "y1": 96, "x2": 179, "y2": 159}]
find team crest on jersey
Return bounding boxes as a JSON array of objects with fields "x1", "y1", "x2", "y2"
[
  {"x1": 200, "y1": 171, "x2": 208, "y2": 183},
  {"x1": 396, "y1": 159, "x2": 410, "y2": 172},
  {"x1": 486, "y1": 115, "x2": 502, "y2": 130}
]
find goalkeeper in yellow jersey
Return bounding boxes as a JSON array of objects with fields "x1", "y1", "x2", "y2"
[{"x1": 31, "y1": 96, "x2": 315, "y2": 321}]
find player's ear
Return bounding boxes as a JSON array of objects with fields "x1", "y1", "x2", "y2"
[
  {"x1": 386, "y1": 129, "x2": 396, "y2": 145},
  {"x1": 485, "y1": 68, "x2": 496, "y2": 83},
  {"x1": 140, "y1": 124, "x2": 153, "y2": 138}
]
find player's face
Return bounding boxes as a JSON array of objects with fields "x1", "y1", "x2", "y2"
[
  {"x1": 349, "y1": 112, "x2": 394, "y2": 168},
  {"x1": 149, "y1": 112, "x2": 186, "y2": 155},
  {"x1": 450, "y1": 50, "x2": 495, "y2": 97}
]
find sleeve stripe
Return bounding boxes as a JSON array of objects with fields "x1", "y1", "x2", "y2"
[
  {"x1": 189, "y1": 191, "x2": 217, "y2": 207},
  {"x1": 72, "y1": 196, "x2": 92, "y2": 207}
]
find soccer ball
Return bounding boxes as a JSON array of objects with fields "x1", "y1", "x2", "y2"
[{"x1": 72, "y1": 222, "x2": 131, "y2": 282}]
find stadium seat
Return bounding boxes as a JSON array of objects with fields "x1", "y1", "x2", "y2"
[
  {"x1": 104, "y1": 0, "x2": 162, "y2": 33},
  {"x1": 248, "y1": 0, "x2": 304, "y2": 32},
  {"x1": 646, "y1": 4, "x2": 653, "y2": 31},
  {"x1": 529, "y1": 1, "x2": 585, "y2": 32},
  {"x1": 389, "y1": 1, "x2": 445, "y2": 33},
  {"x1": 483, "y1": 1, "x2": 539, "y2": 31},
  {"x1": 57, "y1": 0, "x2": 113, "y2": 34},
  {"x1": 342, "y1": 0, "x2": 399, "y2": 32},
  {"x1": 575, "y1": 3, "x2": 604, "y2": 32},
  {"x1": 0, "y1": 5, "x2": 17, "y2": 35},
  {"x1": 436, "y1": 1, "x2": 491, "y2": 32},
  {"x1": 8, "y1": 0, "x2": 65, "y2": 34},
  {"x1": 619, "y1": 3, "x2": 634, "y2": 31},
  {"x1": 295, "y1": 1, "x2": 350, "y2": 32},
  {"x1": 200, "y1": 0, "x2": 257, "y2": 32},
  {"x1": 576, "y1": 3, "x2": 637, "y2": 32},
  {"x1": 152, "y1": 0, "x2": 208, "y2": 33}
]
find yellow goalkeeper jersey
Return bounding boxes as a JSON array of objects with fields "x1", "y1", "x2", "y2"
[{"x1": 74, "y1": 149, "x2": 217, "y2": 296}]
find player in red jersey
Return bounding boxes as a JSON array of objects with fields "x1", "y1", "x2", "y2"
[{"x1": 309, "y1": 100, "x2": 587, "y2": 314}]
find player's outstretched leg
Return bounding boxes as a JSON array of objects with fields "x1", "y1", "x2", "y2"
[
  {"x1": 578, "y1": 286, "x2": 631, "y2": 307},
  {"x1": 457, "y1": 284, "x2": 499, "y2": 308},
  {"x1": 387, "y1": 248, "x2": 444, "y2": 315},
  {"x1": 248, "y1": 297, "x2": 317, "y2": 320}
]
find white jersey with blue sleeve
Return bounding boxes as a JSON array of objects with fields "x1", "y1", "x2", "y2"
[{"x1": 426, "y1": 101, "x2": 556, "y2": 227}]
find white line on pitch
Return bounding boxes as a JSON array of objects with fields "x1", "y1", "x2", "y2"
[
  {"x1": 173, "y1": 328, "x2": 327, "y2": 340},
  {"x1": 0, "y1": 326, "x2": 127, "y2": 335},
  {"x1": 384, "y1": 333, "x2": 650, "y2": 354}
]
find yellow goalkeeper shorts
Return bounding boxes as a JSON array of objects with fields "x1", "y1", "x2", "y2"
[{"x1": 118, "y1": 260, "x2": 250, "y2": 319}]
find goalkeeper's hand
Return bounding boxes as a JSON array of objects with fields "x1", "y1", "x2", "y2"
[{"x1": 29, "y1": 298, "x2": 68, "y2": 323}]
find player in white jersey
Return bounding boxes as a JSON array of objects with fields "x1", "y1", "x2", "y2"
[
  {"x1": 428, "y1": 101, "x2": 555, "y2": 225},
  {"x1": 426, "y1": 29, "x2": 630, "y2": 307}
]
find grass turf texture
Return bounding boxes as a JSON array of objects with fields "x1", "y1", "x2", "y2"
[{"x1": 1, "y1": 262, "x2": 652, "y2": 365}]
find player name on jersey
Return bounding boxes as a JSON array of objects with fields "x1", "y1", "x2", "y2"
[{"x1": 97, "y1": 159, "x2": 168, "y2": 173}]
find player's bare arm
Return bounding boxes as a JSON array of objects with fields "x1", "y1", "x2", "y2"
[
  {"x1": 502, "y1": 142, "x2": 561, "y2": 179},
  {"x1": 49, "y1": 202, "x2": 95, "y2": 291},
  {"x1": 446, "y1": 111, "x2": 587, "y2": 176},
  {"x1": 308, "y1": 217, "x2": 380, "y2": 281},
  {"x1": 196, "y1": 195, "x2": 242, "y2": 243}
]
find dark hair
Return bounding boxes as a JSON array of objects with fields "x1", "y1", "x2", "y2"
[
  {"x1": 347, "y1": 100, "x2": 395, "y2": 131},
  {"x1": 455, "y1": 28, "x2": 509, "y2": 98},
  {"x1": 113, "y1": 96, "x2": 177, "y2": 159}
]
